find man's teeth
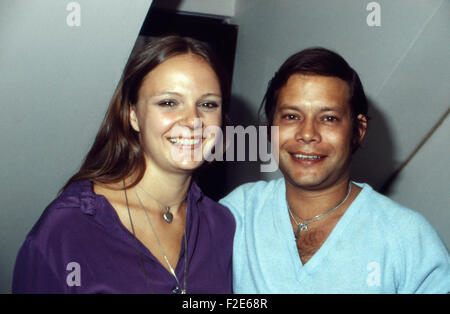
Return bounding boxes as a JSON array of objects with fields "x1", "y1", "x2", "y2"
[
  {"x1": 169, "y1": 138, "x2": 202, "y2": 145},
  {"x1": 293, "y1": 154, "x2": 323, "y2": 160}
]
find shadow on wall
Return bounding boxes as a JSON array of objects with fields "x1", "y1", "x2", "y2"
[
  {"x1": 225, "y1": 94, "x2": 265, "y2": 191},
  {"x1": 152, "y1": 0, "x2": 184, "y2": 11},
  {"x1": 196, "y1": 94, "x2": 263, "y2": 200},
  {"x1": 351, "y1": 97, "x2": 397, "y2": 193}
]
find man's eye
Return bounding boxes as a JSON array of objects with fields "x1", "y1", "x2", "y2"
[
  {"x1": 324, "y1": 116, "x2": 338, "y2": 122},
  {"x1": 283, "y1": 114, "x2": 298, "y2": 120}
]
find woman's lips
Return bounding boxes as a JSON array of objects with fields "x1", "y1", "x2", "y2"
[{"x1": 167, "y1": 137, "x2": 205, "y2": 149}]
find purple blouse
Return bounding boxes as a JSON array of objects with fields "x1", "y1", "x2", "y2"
[{"x1": 12, "y1": 180, "x2": 235, "y2": 294}]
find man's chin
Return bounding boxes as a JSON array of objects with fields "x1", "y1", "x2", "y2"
[
  {"x1": 287, "y1": 177, "x2": 325, "y2": 190},
  {"x1": 280, "y1": 168, "x2": 329, "y2": 190}
]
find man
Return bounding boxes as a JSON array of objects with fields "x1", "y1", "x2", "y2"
[{"x1": 220, "y1": 48, "x2": 449, "y2": 293}]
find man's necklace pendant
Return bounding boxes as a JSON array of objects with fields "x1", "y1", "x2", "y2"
[
  {"x1": 295, "y1": 222, "x2": 308, "y2": 238},
  {"x1": 300, "y1": 222, "x2": 308, "y2": 231}
]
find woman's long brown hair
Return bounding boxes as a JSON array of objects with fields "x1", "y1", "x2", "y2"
[{"x1": 61, "y1": 35, "x2": 229, "y2": 192}]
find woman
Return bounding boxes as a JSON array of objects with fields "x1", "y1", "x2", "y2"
[{"x1": 12, "y1": 35, "x2": 235, "y2": 294}]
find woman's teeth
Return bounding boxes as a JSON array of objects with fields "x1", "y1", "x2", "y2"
[{"x1": 168, "y1": 138, "x2": 202, "y2": 145}]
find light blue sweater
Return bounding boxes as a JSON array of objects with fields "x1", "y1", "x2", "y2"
[{"x1": 220, "y1": 179, "x2": 450, "y2": 293}]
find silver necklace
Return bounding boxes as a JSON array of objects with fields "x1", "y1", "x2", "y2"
[
  {"x1": 137, "y1": 185, "x2": 186, "y2": 224},
  {"x1": 288, "y1": 181, "x2": 352, "y2": 239},
  {"x1": 124, "y1": 184, "x2": 188, "y2": 294}
]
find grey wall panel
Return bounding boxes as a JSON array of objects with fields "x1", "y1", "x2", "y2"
[
  {"x1": 0, "y1": 0, "x2": 152, "y2": 293},
  {"x1": 389, "y1": 113, "x2": 449, "y2": 249}
]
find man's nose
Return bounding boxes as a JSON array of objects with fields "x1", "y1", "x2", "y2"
[{"x1": 295, "y1": 119, "x2": 320, "y2": 143}]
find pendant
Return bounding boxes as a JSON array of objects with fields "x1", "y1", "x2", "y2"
[
  {"x1": 295, "y1": 222, "x2": 309, "y2": 239},
  {"x1": 163, "y1": 206, "x2": 173, "y2": 224},
  {"x1": 300, "y1": 222, "x2": 308, "y2": 231}
]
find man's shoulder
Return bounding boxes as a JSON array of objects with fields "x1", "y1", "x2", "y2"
[
  {"x1": 219, "y1": 178, "x2": 284, "y2": 216},
  {"x1": 356, "y1": 183, "x2": 442, "y2": 240},
  {"x1": 358, "y1": 183, "x2": 421, "y2": 217},
  {"x1": 220, "y1": 178, "x2": 283, "y2": 203}
]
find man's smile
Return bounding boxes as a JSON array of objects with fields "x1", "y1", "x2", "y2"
[{"x1": 289, "y1": 151, "x2": 327, "y2": 165}]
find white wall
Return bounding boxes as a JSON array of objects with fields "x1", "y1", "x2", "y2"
[
  {"x1": 389, "y1": 113, "x2": 449, "y2": 249},
  {"x1": 153, "y1": 0, "x2": 236, "y2": 17},
  {"x1": 229, "y1": 0, "x2": 449, "y2": 243},
  {"x1": 0, "y1": 0, "x2": 152, "y2": 293}
]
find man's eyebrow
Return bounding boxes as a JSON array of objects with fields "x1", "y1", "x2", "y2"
[
  {"x1": 276, "y1": 104, "x2": 345, "y2": 113},
  {"x1": 277, "y1": 105, "x2": 301, "y2": 111},
  {"x1": 318, "y1": 106, "x2": 343, "y2": 112}
]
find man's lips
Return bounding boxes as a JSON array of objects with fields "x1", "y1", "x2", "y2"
[{"x1": 289, "y1": 151, "x2": 327, "y2": 162}]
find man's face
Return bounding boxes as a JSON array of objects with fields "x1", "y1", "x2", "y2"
[{"x1": 273, "y1": 74, "x2": 365, "y2": 190}]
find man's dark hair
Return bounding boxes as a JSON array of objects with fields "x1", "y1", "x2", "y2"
[{"x1": 260, "y1": 47, "x2": 369, "y2": 152}]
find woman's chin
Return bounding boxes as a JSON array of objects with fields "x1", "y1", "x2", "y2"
[{"x1": 169, "y1": 154, "x2": 206, "y2": 171}]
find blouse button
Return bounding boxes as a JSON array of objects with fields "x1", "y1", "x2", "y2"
[{"x1": 172, "y1": 286, "x2": 179, "y2": 294}]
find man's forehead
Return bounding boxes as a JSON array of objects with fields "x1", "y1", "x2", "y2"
[{"x1": 275, "y1": 74, "x2": 350, "y2": 110}]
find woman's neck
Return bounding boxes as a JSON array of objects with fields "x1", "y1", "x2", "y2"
[{"x1": 134, "y1": 165, "x2": 192, "y2": 214}]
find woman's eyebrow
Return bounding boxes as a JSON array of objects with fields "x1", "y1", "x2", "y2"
[
  {"x1": 200, "y1": 92, "x2": 221, "y2": 98},
  {"x1": 150, "y1": 91, "x2": 183, "y2": 98}
]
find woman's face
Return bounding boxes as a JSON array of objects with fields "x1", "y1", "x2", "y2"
[{"x1": 130, "y1": 53, "x2": 222, "y2": 175}]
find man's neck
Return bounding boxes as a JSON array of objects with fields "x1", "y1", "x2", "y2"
[{"x1": 285, "y1": 177, "x2": 352, "y2": 220}]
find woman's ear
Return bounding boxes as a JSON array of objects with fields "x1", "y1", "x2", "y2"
[{"x1": 129, "y1": 105, "x2": 140, "y2": 132}]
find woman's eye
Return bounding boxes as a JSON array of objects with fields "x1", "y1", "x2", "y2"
[
  {"x1": 158, "y1": 100, "x2": 176, "y2": 107},
  {"x1": 200, "y1": 102, "x2": 219, "y2": 109}
]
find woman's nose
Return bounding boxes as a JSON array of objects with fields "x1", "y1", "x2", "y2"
[{"x1": 180, "y1": 105, "x2": 203, "y2": 130}]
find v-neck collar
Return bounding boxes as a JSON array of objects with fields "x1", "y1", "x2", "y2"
[{"x1": 274, "y1": 179, "x2": 367, "y2": 283}]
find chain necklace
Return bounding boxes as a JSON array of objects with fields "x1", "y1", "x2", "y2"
[
  {"x1": 288, "y1": 181, "x2": 352, "y2": 239},
  {"x1": 137, "y1": 185, "x2": 187, "y2": 224},
  {"x1": 124, "y1": 182, "x2": 189, "y2": 294}
]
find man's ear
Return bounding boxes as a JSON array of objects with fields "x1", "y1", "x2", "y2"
[
  {"x1": 129, "y1": 105, "x2": 140, "y2": 132},
  {"x1": 356, "y1": 114, "x2": 368, "y2": 143}
]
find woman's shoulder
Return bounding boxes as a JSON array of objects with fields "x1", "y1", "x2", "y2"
[
  {"x1": 25, "y1": 180, "x2": 103, "y2": 246},
  {"x1": 47, "y1": 179, "x2": 100, "y2": 214}
]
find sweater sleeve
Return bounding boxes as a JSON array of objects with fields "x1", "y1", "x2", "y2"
[{"x1": 12, "y1": 237, "x2": 65, "y2": 294}]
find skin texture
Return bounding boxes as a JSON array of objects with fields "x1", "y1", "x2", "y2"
[{"x1": 273, "y1": 74, "x2": 367, "y2": 264}]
